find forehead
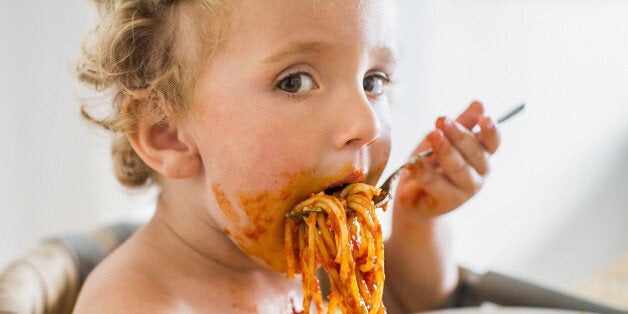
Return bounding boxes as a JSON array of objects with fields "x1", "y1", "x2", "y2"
[{"x1": 228, "y1": 0, "x2": 400, "y2": 62}]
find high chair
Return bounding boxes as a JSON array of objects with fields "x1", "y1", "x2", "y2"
[{"x1": 0, "y1": 222, "x2": 139, "y2": 313}]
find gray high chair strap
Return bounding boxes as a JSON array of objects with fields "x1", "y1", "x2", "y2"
[
  {"x1": 53, "y1": 222, "x2": 139, "y2": 285},
  {"x1": 0, "y1": 222, "x2": 140, "y2": 314}
]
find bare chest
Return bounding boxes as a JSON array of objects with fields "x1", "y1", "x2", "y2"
[{"x1": 175, "y1": 272, "x2": 304, "y2": 314}]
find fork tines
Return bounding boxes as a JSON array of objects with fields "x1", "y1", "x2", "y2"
[{"x1": 285, "y1": 206, "x2": 325, "y2": 219}]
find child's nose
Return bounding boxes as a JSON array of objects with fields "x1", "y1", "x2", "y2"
[{"x1": 331, "y1": 86, "x2": 381, "y2": 150}]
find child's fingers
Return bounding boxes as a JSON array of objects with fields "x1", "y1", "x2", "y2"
[
  {"x1": 455, "y1": 100, "x2": 484, "y2": 130},
  {"x1": 409, "y1": 135, "x2": 439, "y2": 169},
  {"x1": 476, "y1": 116, "x2": 500, "y2": 154},
  {"x1": 436, "y1": 117, "x2": 490, "y2": 176},
  {"x1": 398, "y1": 160, "x2": 467, "y2": 212},
  {"x1": 427, "y1": 129, "x2": 482, "y2": 192}
]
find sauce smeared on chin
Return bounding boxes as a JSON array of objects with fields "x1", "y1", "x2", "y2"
[{"x1": 212, "y1": 165, "x2": 369, "y2": 272}]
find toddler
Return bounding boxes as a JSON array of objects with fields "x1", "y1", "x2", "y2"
[{"x1": 74, "y1": 0, "x2": 500, "y2": 313}]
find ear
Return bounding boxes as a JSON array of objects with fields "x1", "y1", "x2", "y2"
[{"x1": 124, "y1": 98, "x2": 201, "y2": 180}]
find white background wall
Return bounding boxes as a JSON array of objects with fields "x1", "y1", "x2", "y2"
[{"x1": 1, "y1": 0, "x2": 627, "y2": 292}]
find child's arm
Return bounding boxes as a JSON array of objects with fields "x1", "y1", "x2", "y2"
[{"x1": 383, "y1": 101, "x2": 500, "y2": 313}]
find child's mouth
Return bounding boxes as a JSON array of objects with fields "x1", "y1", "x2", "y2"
[
  {"x1": 323, "y1": 183, "x2": 350, "y2": 195},
  {"x1": 322, "y1": 170, "x2": 367, "y2": 195}
]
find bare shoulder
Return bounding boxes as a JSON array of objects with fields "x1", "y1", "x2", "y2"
[
  {"x1": 73, "y1": 230, "x2": 234, "y2": 312},
  {"x1": 73, "y1": 241, "x2": 178, "y2": 313},
  {"x1": 72, "y1": 223, "x2": 300, "y2": 313},
  {"x1": 74, "y1": 272, "x2": 172, "y2": 313}
]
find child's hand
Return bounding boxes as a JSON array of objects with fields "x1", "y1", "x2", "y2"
[{"x1": 393, "y1": 101, "x2": 500, "y2": 220}]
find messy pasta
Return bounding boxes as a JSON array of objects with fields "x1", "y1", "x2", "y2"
[{"x1": 285, "y1": 183, "x2": 386, "y2": 314}]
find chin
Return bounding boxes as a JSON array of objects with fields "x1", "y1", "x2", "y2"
[{"x1": 243, "y1": 241, "x2": 289, "y2": 273}]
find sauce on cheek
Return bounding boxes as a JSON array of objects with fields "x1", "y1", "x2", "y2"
[
  {"x1": 231, "y1": 169, "x2": 317, "y2": 271},
  {"x1": 212, "y1": 165, "x2": 370, "y2": 272},
  {"x1": 238, "y1": 191, "x2": 272, "y2": 241},
  {"x1": 211, "y1": 183, "x2": 241, "y2": 225}
]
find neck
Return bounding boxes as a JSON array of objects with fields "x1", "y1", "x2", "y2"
[{"x1": 144, "y1": 183, "x2": 270, "y2": 276}]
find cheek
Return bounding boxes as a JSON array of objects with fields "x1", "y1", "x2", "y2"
[
  {"x1": 194, "y1": 97, "x2": 315, "y2": 189},
  {"x1": 213, "y1": 167, "x2": 326, "y2": 272},
  {"x1": 198, "y1": 117, "x2": 325, "y2": 272},
  {"x1": 210, "y1": 147, "x2": 359, "y2": 272},
  {"x1": 192, "y1": 65, "x2": 333, "y2": 270}
]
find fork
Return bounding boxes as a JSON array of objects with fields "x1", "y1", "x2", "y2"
[{"x1": 371, "y1": 103, "x2": 526, "y2": 207}]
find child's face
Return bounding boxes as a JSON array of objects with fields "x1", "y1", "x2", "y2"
[{"x1": 187, "y1": 0, "x2": 399, "y2": 271}]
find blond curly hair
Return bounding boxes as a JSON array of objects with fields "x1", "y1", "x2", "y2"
[{"x1": 78, "y1": 0, "x2": 233, "y2": 187}]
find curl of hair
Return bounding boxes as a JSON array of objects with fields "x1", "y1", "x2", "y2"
[{"x1": 78, "y1": 0, "x2": 233, "y2": 187}]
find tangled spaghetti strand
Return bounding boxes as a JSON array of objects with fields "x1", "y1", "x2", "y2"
[{"x1": 285, "y1": 183, "x2": 386, "y2": 314}]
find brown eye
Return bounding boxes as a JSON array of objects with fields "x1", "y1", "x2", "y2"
[
  {"x1": 363, "y1": 74, "x2": 388, "y2": 95},
  {"x1": 277, "y1": 72, "x2": 314, "y2": 94}
]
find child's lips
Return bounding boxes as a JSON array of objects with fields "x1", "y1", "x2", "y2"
[{"x1": 322, "y1": 170, "x2": 367, "y2": 194}]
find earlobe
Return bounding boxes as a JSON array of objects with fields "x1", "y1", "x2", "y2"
[{"x1": 124, "y1": 98, "x2": 202, "y2": 180}]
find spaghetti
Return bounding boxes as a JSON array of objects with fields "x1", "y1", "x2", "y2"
[{"x1": 285, "y1": 183, "x2": 386, "y2": 314}]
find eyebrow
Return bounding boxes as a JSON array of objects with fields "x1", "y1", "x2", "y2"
[
  {"x1": 263, "y1": 41, "x2": 398, "y2": 68},
  {"x1": 262, "y1": 42, "x2": 326, "y2": 64}
]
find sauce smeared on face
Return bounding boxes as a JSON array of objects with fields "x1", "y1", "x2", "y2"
[
  {"x1": 211, "y1": 164, "x2": 370, "y2": 272},
  {"x1": 212, "y1": 183, "x2": 240, "y2": 225},
  {"x1": 239, "y1": 191, "x2": 272, "y2": 241}
]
